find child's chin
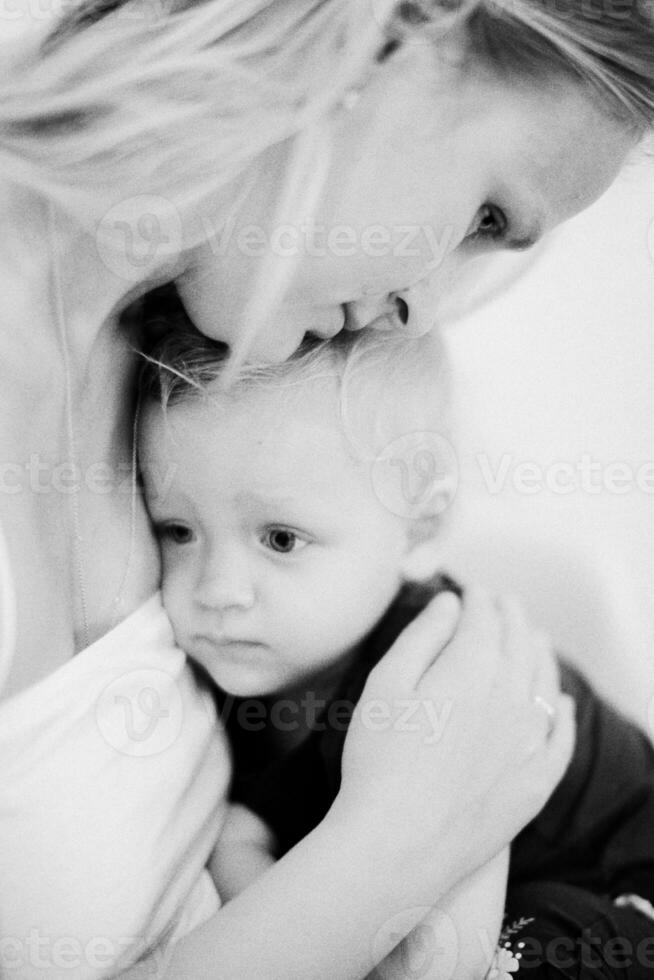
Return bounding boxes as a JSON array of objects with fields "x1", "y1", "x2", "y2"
[
  {"x1": 217, "y1": 679, "x2": 279, "y2": 699},
  {"x1": 186, "y1": 645, "x2": 281, "y2": 698},
  {"x1": 206, "y1": 664, "x2": 286, "y2": 700}
]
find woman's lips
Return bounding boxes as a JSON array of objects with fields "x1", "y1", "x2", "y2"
[
  {"x1": 343, "y1": 297, "x2": 388, "y2": 331},
  {"x1": 308, "y1": 306, "x2": 347, "y2": 339}
]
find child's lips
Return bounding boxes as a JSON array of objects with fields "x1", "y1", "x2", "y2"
[{"x1": 193, "y1": 634, "x2": 267, "y2": 655}]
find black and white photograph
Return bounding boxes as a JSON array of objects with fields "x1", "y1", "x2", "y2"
[{"x1": 1, "y1": 1, "x2": 654, "y2": 977}]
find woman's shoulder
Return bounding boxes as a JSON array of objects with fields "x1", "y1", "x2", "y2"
[{"x1": 0, "y1": 591, "x2": 213, "y2": 730}]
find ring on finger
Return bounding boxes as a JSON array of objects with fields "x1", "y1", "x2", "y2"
[{"x1": 532, "y1": 694, "x2": 557, "y2": 738}]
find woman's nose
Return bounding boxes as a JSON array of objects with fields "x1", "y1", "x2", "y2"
[
  {"x1": 195, "y1": 552, "x2": 256, "y2": 612},
  {"x1": 345, "y1": 281, "x2": 438, "y2": 338}
]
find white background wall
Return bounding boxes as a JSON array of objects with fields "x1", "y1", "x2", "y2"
[{"x1": 442, "y1": 152, "x2": 654, "y2": 733}]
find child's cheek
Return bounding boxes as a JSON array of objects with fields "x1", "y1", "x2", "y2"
[{"x1": 161, "y1": 574, "x2": 188, "y2": 637}]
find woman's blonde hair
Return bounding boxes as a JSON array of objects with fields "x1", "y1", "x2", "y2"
[
  {"x1": 5, "y1": 0, "x2": 653, "y2": 199},
  {"x1": 2, "y1": 0, "x2": 653, "y2": 354},
  {"x1": 0, "y1": 1, "x2": 386, "y2": 217}
]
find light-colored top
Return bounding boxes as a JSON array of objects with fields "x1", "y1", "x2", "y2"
[{"x1": 0, "y1": 591, "x2": 231, "y2": 980}]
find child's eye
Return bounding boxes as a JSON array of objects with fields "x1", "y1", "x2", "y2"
[
  {"x1": 466, "y1": 204, "x2": 508, "y2": 243},
  {"x1": 262, "y1": 527, "x2": 308, "y2": 554},
  {"x1": 158, "y1": 522, "x2": 195, "y2": 545}
]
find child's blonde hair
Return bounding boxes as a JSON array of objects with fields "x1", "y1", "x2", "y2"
[
  {"x1": 140, "y1": 307, "x2": 455, "y2": 530},
  {"x1": 140, "y1": 304, "x2": 451, "y2": 462}
]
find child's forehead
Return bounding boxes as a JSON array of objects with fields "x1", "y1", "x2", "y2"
[
  {"x1": 141, "y1": 379, "x2": 371, "y2": 495},
  {"x1": 154, "y1": 374, "x2": 342, "y2": 441}
]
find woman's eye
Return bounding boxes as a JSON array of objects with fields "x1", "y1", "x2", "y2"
[
  {"x1": 159, "y1": 523, "x2": 194, "y2": 545},
  {"x1": 467, "y1": 204, "x2": 508, "y2": 243},
  {"x1": 262, "y1": 528, "x2": 307, "y2": 554}
]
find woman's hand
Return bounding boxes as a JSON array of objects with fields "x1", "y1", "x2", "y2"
[
  {"x1": 113, "y1": 589, "x2": 572, "y2": 980},
  {"x1": 336, "y1": 588, "x2": 575, "y2": 905}
]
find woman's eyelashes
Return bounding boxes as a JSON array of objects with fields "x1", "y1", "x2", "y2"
[
  {"x1": 465, "y1": 203, "x2": 509, "y2": 244},
  {"x1": 157, "y1": 521, "x2": 195, "y2": 545}
]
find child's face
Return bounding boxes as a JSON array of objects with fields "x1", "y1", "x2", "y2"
[{"x1": 141, "y1": 382, "x2": 416, "y2": 697}]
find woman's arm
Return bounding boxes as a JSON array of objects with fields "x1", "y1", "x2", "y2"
[
  {"x1": 119, "y1": 798, "x2": 467, "y2": 980},
  {"x1": 368, "y1": 849, "x2": 510, "y2": 980},
  {"x1": 118, "y1": 590, "x2": 574, "y2": 980},
  {"x1": 209, "y1": 804, "x2": 277, "y2": 902},
  {"x1": 211, "y1": 820, "x2": 508, "y2": 979}
]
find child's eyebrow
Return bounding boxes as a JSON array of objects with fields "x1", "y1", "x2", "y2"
[
  {"x1": 240, "y1": 489, "x2": 335, "y2": 526},
  {"x1": 238, "y1": 488, "x2": 301, "y2": 510}
]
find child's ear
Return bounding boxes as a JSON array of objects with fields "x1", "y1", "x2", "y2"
[{"x1": 399, "y1": 516, "x2": 444, "y2": 583}]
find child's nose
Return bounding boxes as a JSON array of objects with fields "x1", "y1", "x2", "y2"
[{"x1": 195, "y1": 551, "x2": 255, "y2": 612}]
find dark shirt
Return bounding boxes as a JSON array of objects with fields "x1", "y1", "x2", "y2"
[{"x1": 219, "y1": 577, "x2": 654, "y2": 976}]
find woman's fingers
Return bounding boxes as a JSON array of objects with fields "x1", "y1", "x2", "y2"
[
  {"x1": 340, "y1": 583, "x2": 576, "y2": 896},
  {"x1": 542, "y1": 692, "x2": 576, "y2": 783},
  {"x1": 376, "y1": 589, "x2": 461, "y2": 685},
  {"x1": 415, "y1": 586, "x2": 506, "y2": 709},
  {"x1": 520, "y1": 692, "x2": 576, "y2": 818},
  {"x1": 114, "y1": 582, "x2": 576, "y2": 980},
  {"x1": 528, "y1": 630, "x2": 562, "y2": 742},
  {"x1": 495, "y1": 594, "x2": 564, "y2": 751}
]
